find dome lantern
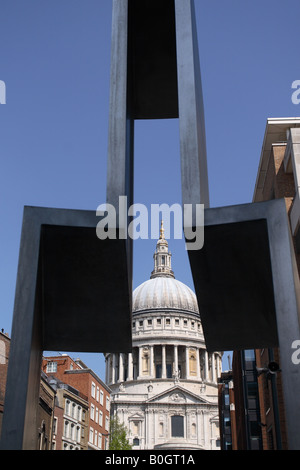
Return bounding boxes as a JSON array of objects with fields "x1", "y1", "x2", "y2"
[{"x1": 150, "y1": 221, "x2": 175, "y2": 279}]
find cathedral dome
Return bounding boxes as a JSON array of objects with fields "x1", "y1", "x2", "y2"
[
  {"x1": 133, "y1": 277, "x2": 199, "y2": 314},
  {"x1": 132, "y1": 221, "x2": 199, "y2": 315}
]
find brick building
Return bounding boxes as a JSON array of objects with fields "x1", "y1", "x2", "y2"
[
  {"x1": 218, "y1": 370, "x2": 236, "y2": 450},
  {"x1": 48, "y1": 375, "x2": 89, "y2": 450},
  {"x1": 218, "y1": 117, "x2": 300, "y2": 450},
  {"x1": 1, "y1": 331, "x2": 56, "y2": 449},
  {"x1": 252, "y1": 117, "x2": 300, "y2": 449},
  {"x1": 0, "y1": 329, "x2": 10, "y2": 436},
  {"x1": 37, "y1": 372, "x2": 56, "y2": 449},
  {"x1": 42, "y1": 355, "x2": 111, "y2": 450},
  {"x1": 218, "y1": 351, "x2": 263, "y2": 450}
]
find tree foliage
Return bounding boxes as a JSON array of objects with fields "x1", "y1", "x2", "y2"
[{"x1": 109, "y1": 415, "x2": 132, "y2": 450}]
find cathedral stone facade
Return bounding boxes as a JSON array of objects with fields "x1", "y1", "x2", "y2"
[{"x1": 105, "y1": 223, "x2": 221, "y2": 450}]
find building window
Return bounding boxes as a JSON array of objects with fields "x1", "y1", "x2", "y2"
[
  {"x1": 105, "y1": 416, "x2": 109, "y2": 431},
  {"x1": 77, "y1": 406, "x2": 82, "y2": 421},
  {"x1": 91, "y1": 382, "x2": 96, "y2": 398},
  {"x1": 100, "y1": 390, "x2": 104, "y2": 405},
  {"x1": 46, "y1": 361, "x2": 57, "y2": 373},
  {"x1": 76, "y1": 426, "x2": 80, "y2": 443},
  {"x1": 165, "y1": 318, "x2": 170, "y2": 326},
  {"x1": 99, "y1": 410, "x2": 103, "y2": 427},
  {"x1": 166, "y1": 364, "x2": 172, "y2": 378},
  {"x1": 0, "y1": 340, "x2": 5, "y2": 365},
  {"x1": 96, "y1": 386, "x2": 100, "y2": 402},
  {"x1": 53, "y1": 417, "x2": 58, "y2": 435},
  {"x1": 171, "y1": 415, "x2": 184, "y2": 438},
  {"x1": 175, "y1": 318, "x2": 179, "y2": 326},
  {"x1": 71, "y1": 423, "x2": 75, "y2": 440},
  {"x1": 106, "y1": 396, "x2": 110, "y2": 411},
  {"x1": 132, "y1": 420, "x2": 140, "y2": 435},
  {"x1": 64, "y1": 420, "x2": 69, "y2": 438},
  {"x1": 157, "y1": 318, "x2": 161, "y2": 326},
  {"x1": 91, "y1": 404, "x2": 95, "y2": 420},
  {"x1": 133, "y1": 438, "x2": 139, "y2": 446},
  {"x1": 89, "y1": 427, "x2": 94, "y2": 444}
]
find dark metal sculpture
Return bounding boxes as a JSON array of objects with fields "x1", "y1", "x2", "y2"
[{"x1": 2, "y1": 0, "x2": 300, "y2": 451}]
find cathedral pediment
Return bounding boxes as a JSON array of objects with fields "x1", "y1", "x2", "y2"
[{"x1": 146, "y1": 385, "x2": 211, "y2": 405}]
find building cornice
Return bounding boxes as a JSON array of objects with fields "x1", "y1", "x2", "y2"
[{"x1": 253, "y1": 117, "x2": 300, "y2": 202}]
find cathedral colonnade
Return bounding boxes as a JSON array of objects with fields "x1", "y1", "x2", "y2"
[{"x1": 105, "y1": 346, "x2": 222, "y2": 385}]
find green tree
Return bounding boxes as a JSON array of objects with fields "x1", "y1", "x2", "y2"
[{"x1": 109, "y1": 415, "x2": 132, "y2": 450}]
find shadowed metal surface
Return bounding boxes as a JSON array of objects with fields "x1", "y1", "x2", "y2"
[
  {"x1": 186, "y1": 199, "x2": 300, "y2": 450},
  {"x1": 0, "y1": 206, "x2": 132, "y2": 450}
]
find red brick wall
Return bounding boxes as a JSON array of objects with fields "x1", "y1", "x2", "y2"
[
  {"x1": 254, "y1": 143, "x2": 294, "y2": 450},
  {"x1": 42, "y1": 355, "x2": 110, "y2": 450},
  {"x1": 0, "y1": 331, "x2": 10, "y2": 433}
]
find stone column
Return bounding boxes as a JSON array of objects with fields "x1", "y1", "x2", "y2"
[
  {"x1": 212, "y1": 353, "x2": 216, "y2": 383},
  {"x1": 119, "y1": 353, "x2": 124, "y2": 382},
  {"x1": 196, "y1": 347, "x2": 200, "y2": 379},
  {"x1": 138, "y1": 347, "x2": 142, "y2": 379},
  {"x1": 127, "y1": 352, "x2": 133, "y2": 380},
  {"x1": 205, "y1": 351, "x2": 209, "y2": 381},
  {"x1": 162, "y1": 345, "x2": 166, "y2": 378},
  {"x1": 112, "y1": 354, "x2": 116, "y2": 384},
  {"x1": 174, "y1": 345, "x2": 178, "y2": 375},
  {"x1": 185, "y1": 346, "x2": 189, "y2": 379},
  {"x1": 150, "y1": 345, "x2": 154, "y2": 378},
  {"x1": 105, "y1": 356, "x2": 108, "y2": 384}
]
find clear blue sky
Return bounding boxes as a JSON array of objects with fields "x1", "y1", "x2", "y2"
[{"x1": 0, "y1": 0, "x2": 299, "y2": 379}]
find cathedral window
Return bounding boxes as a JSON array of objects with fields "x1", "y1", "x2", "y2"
[
  {"x1": 171, "y1": 415, "x2": 184, "y2": 438},
  {"x1": 132, "y1": 420, "x2": 140, "y2": 435},
  {"x1": 166, "y1": 364, "x2": 172, "y2": 378}
]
